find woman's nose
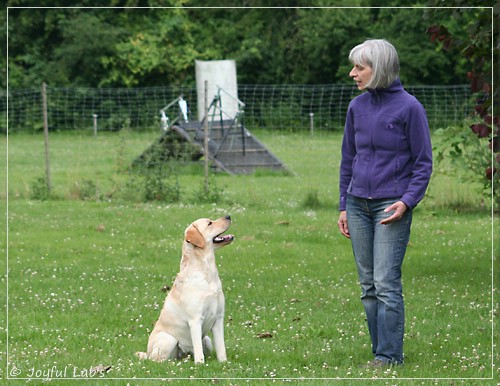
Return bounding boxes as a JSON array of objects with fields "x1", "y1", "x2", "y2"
[{"x1": 349, "y1": 67, "x2": 356, "y2": 77}]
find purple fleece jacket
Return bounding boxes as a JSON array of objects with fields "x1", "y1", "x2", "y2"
[{"x1": 339, "y1": 79, "x2": 433, "y2": 211}]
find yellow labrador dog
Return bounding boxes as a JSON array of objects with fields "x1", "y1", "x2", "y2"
[{"x1": 137, "y1": 215, "x2": 234, "y2": 364}]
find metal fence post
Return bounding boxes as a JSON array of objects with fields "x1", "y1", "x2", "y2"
[{"x1": 204, "y1": 80, "x2": 209, "y2": 193}]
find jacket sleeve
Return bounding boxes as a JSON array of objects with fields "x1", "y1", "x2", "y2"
[
  {"x1": 339, "y1": 105, "x2": 356, "y2": 211},
  {"x1": 400, "y1": 101, "x2": 433, "y2": 209}
]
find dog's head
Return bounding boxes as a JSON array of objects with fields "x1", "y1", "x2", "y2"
[{"x1": 184, "y1": 215, "x2": 234, "y2": 250}]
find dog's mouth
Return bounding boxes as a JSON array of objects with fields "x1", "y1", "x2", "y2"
[{"x1": 213, "y1": 233, "x2": 235, "y2": 244}]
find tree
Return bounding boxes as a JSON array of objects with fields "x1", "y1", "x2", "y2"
[
  {"x1": 292, "y1": 6, "x2": 371, "y2": 84},
  {"x1": 374, "y1": 6, "x2": 469, "y2": 85},
  {"x1": 5, "y1": 4, "x2": 489, "y2": 88},
  {"x1": 54, "y1": 12, "x2": 128, "y2": 87},
  {"x1": 427, "y1": 2, "x2": 499, "y2": 209},
  {"x1": 101, "y1": 7, "x2": 203, "y2": 87}
]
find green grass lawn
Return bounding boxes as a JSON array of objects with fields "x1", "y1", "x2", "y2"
[{"x1": 2, "y1": 130, "x2": 498, "y2": 384}]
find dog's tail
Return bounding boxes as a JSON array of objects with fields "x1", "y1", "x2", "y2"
[{"x1": 135, "y1": 351, "x2": 148, "y2": 360}]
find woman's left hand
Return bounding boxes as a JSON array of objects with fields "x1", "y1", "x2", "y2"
[{"x1": 380, "y1": 201, "x2": 408, "y2": 225}]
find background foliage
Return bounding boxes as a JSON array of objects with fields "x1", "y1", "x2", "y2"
[
  {"x1": 3, "y1": 2, "x2": 493, "y2": 89},
  {"x1": 426, "y1": 2, "x2": 499, "y2": 208}
]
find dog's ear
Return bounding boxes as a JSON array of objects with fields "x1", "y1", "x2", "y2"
[{"x1": 185, "y1": 224, "x2": 206, "y2": 249}]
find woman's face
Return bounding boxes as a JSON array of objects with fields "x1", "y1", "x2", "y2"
[{"x1": 349, "y1": 63, "x2": 373, "y2": 90}]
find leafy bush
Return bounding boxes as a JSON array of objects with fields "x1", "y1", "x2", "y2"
[
  {"x1": 142, "y1": 171, "x2": 181, "y2": 203},
  {"x1": 29, "y1": 176, "x2": 50, "y2": 200},
  {"x1": 191, "y1": 174, "x2": 225, "y2": 204},
  {"x1": 433, "y1": 122, "x2": 494, "y2": 207},
  {"x1": 70, "y1": 179, "x2": 99, "y2": 201}
]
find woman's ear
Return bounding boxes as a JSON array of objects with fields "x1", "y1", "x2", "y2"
[{"x1": 185, "y1": 225, "x2": 206, "y2": 249}]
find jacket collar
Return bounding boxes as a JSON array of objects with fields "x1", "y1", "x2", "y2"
[{"x1": 367, "y1": 78, "x2": 403, "y2": 101}]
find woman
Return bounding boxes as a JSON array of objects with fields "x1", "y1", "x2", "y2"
[{"x1": 337, "y1": 39, "x2": 432, "y2": 367}]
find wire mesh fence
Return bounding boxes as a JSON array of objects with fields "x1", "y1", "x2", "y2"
[{"x1": 2, "y1": 84, "x2": 472, "y2": 133}]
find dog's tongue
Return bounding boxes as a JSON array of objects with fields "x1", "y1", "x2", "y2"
[{"x1": 214, "y1": 234, "x2": 235, "y2": 243}]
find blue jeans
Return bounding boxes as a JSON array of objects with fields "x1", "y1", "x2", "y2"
[{"x1": 346, "y1": 194, "x2": 412, "y2": 365}]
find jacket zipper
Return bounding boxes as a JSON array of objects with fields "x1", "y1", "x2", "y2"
[{"x1": 368, "y1": 91, "x2": 381, "y2": 199}]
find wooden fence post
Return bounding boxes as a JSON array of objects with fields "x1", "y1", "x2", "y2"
[
  {"x1": 93, "y1": 114, "x2": 98, "y2": 136},
  {"x1": 42, "y1": 82, "x2": 51, "y2": 194}
]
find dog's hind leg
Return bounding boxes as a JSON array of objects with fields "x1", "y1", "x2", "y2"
[
  {"x1": 202, "y1": 336, "x2": 213, "y2": 358},
  {"x1": 147, "y1": 332, "x2": 179, "y2": 362}
]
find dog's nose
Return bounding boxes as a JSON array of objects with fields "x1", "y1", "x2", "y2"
[{"x1": 225, "y1": 215, "x2": 231, "y2": 221}]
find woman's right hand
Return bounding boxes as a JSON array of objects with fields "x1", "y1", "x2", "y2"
[{"x1": 337, "y1": 211, "x2": 350, "y2": 238}]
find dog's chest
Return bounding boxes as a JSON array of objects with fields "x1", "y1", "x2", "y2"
[
  {"x1": 174, "y1": 272, "x2": 222, "y2": 296},
  {"x1": 169, "y1": 273, "x2": 224, "y2": 326},
  {"x1": 174, "y1": 272, "x2": 222, "y2": 301}
]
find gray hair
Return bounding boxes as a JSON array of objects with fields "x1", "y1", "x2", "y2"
[{"x1": 349, "y1": 39, "x2": 400, "y2": 89}]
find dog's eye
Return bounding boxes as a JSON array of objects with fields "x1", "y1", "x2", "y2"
[{"x1": 207, "y1": 221, "x2": 212, "y2": 226}]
